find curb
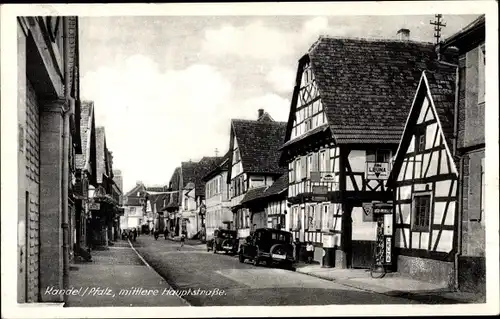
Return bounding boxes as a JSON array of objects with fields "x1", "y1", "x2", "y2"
[
  {"x1": 295, "y1": 268, "x2": 479, "y2": 304},
  {"x1": 128, "y1": 239, "x2": 192, "y2": 307}
]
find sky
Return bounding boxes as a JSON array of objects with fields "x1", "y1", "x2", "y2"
[{"x1": 79, "y1": 14, "x2": 480, "y2": 193}]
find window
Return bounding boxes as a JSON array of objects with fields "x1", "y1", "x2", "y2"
[
  {"x1": 320, "y1": 151, "x2": 327, "y2": 172},
  {"x1": 130, "y1": 207, "x2": 136, "y2": 213},
  {"x1": 289, "y1": 162, "x2": 295, "y2": 183},
  {"x1": 307, "y1": 155, "x2": 312, "y2": 178},
  {"x1": 306, "y1": 205, "x2": 316, "y2": 230},
  {"x1": 322, "y1": 204, "x2": 329, "y2": 230},
  {"x1": 480, "y1": 158, "x2": 485, "y2": 219},
  {"x1": 233, "y1": 148, "x2": 240, "y2": 163},
  {"x1": 478, "y1": 44, "x2": 485, "y2": 104},
  {"x1": 295, "y1": 159, "x2": 302, "y2": 181},
  {"x1": 412, "y1": 193, "x2": 432, "y2": 232},
  {"x1": 366, "y1": 149, "x2": 392, "y2": 162}
]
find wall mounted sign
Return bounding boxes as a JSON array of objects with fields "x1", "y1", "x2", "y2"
[
  {"x1": 362, "y1": 203, "x2": 373, "y2": 222},
  {"x1": 385, "y1": 237, "x2": 392, "y2": 263},
  {"x1": 311, "y1": 172, "x2": 336, "y2": 183},
  {"x1": 366, "y1": 162, "x2": 390, "y2": 180},
  {"x1": 312, "y1": 185, "x2": 328, "y2": 195}
]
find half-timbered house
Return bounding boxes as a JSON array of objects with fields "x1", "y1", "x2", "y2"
[
  {"x1": 388, "y1": 63, "x2": 459, "y2": 288},
  {"x1": 279, "y1": 35, "x2": 440, "y2": 268},
  {"x1": 388, "y1": 15, "x2": 486, "y2": 293},
  {"x1": 227, "y1": 109, "x2": 287, "y2": 242},
  {"x1": 239, "y1": 173, "x2": 289, "y2": 232}
]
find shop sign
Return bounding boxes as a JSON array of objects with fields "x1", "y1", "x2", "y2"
[
  {"x1": 311, "y1": 172, "x2": 336, "y2": 183},
  {"x1": 366, "y1": 162, "x2": 390, "y2": 180},
  {"x1": 385, "y1": 237, "x2": 392, "y2": 263}
]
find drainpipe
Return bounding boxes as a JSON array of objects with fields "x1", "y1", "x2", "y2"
[
  {"x1": 61, "y1": 16, "x2": 73, "y2": 301},
  {"x1": 451, "y1": 61, "x2": 462, "y2": 292}
]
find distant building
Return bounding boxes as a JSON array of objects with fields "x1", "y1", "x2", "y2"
[
  {"x1": 87, "y1": 127, "x2": 120, "y2": 247},
  {"x1": 122, "y1": 181, "x2": 147, "y2": 230},
  {"x1": 202, "y1": 151, "x2": 232, "y2": 240},
  {"x1": 75, "y1": 101, "x2": 98, "y2": 259},
  {"x1": 227, "y1": 109, "x2": 287, "y2": 243}
]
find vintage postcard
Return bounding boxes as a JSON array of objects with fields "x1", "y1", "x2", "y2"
[{"x1": 1, "y1": 1, "x2": 498, "y2": 318}]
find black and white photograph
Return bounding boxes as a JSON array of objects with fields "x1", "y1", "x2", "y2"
[{"x1": 1, "y1": 1, "x2": 498, "y2": 318}]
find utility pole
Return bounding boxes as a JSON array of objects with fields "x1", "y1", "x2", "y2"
[{"x1": 430, "y1": 14, "x2": 447, "y2": 44}]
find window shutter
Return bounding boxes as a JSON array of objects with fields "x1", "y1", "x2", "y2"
[{"x1": 290, "y1": 164, "x2": 295, "y2": 183}]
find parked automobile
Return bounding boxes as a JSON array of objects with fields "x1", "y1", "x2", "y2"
[
  {"x1": 238, "y1": 228, "x2": 294, "y2": 269},
  {"x1": 206, "y1": 228, "x2": 238, "y2": 254}
]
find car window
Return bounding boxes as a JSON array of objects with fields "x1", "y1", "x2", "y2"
[{"x1": 271, "y1": 232, "x2": 291, "y2": 242}]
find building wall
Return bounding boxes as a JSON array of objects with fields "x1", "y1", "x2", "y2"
[
  {"x1": 205, "y1": 170, "x2": 232, "y2": 239},
  {"x1": 458, "y1": 46, "x2": 485, "y2": 148},
  {"x1": 125, "y1": 205, "x2": 143, "y2": 228},
  {"x1": 456, "y1": 42, "x2": 486, "y2": 294},
  {"x1": 25, "y1": 80, "x2": 41, "y2": 302},
  {"x1": 18, "y1": 24, "x2": 41, "y2": 301}
]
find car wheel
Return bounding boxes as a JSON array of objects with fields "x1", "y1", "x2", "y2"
[{"x1": 265, "y1": 259, "x2": 272, "y2": 267}]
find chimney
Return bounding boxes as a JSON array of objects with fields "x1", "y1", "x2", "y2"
[
  {"x1": 258, "y1": 109, "x2": 264, "y2": 119},
  {"x1": 397, "y1": 28, "x2": 410, "y2": 41}
]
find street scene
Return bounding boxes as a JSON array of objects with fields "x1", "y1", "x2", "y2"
[{"x1": 8, "y1": 5, "x2": 495, "y2": 314}]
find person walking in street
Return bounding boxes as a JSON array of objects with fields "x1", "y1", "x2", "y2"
[
  {"x1": 132, "y1": 228, "x2": 137, "y2": 242},
  {"x1": 177, "y1": 231, "x2": 186, "y2": 250}
]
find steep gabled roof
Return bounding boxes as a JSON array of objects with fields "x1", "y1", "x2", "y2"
[
  {"x1": 193, "y1": 156, "x2": 220, "y2": 197},
  {"x1": 169, "y1": 167, "x2": 181, "y2": 191},
  {"x1": 285, "y1": 37, "x2": 438, "y2": 146},
  {"x1": 262, "y1": 173, "x2": 289, "y2": 197},
  {"x1": 240, "y1": 186, "x2": 268, "y2": 205},
  {"x1": 441, "y1": 14, "x2": 485, "y2": 51},
  {"x1": 202, "y1": 151, "x2": 230, "y2": 182},
  {"x1": 181, "y1": 161, "x2": 198, "y2": 187},
  {"x1": 76, "y1": 101, "x2": 96, "y2": 182},
  {"x1": 424, "y1": 65, "x2": 457, "y2": 148},
  {"x1": 231, "y1": 119, "x2": 287, "y2": 175},
  {"x1": 240, "y1": 174, "x2": 289, "y2": 206},
  {"x1": 388, "y1": 63, "x2": 457, "y2": 185}
]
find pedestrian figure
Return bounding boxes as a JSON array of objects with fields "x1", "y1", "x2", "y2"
[
  {"x1": 132, "y1": 228, "x2": 137, "y2": 242},
  {"x1": 306, "y1": 242, "x2": 314, "y2": 264},
  {"x1": 177, "y1": 232, "x2": 186, "y2": 250},
  {"x1": 164, "y1": 227, "x2": 169, "y2": 240}
]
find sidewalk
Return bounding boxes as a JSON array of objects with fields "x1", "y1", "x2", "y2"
[
  {"x1": 65, "y1": 240, "x2": 190, "y2": 307},
  {"x1": 295, "y1": 263, "x2": 485, "y2": 304}
]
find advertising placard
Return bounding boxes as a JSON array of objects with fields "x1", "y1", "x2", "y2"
[{"x1": 366, "y1": 162, "x2": 390, "y2": 180}]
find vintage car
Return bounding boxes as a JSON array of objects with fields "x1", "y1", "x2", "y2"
[
  {"x1": 238, "y1": 228, "x2": 295, "y2": 268},
  {"x1": 206, "y1": 229, "x2": 238, "y2": 254}
]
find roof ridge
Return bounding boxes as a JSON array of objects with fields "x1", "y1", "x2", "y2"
[{"x1": 309, "y1": 35, "x2": 434, "y2": 49}]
